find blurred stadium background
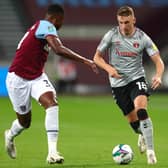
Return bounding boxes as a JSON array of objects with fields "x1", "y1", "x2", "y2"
[{"x1": 1, "y1": 0, "x2": 168, "y2": 96}]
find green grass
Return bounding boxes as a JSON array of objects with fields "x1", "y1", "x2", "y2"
[{"x1": 0, "y1": 93, "x2": 168, "y2": 168}]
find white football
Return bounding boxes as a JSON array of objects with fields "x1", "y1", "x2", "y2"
[{"x1": 112, "y1": 144, "x2": 134, "y2": 164}]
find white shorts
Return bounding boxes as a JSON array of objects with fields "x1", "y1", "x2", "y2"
[{"x1": 6, "y1": 72, "x2": 56, "y2": 114}]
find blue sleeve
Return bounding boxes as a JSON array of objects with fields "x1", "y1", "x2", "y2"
[{"x1": 35, "y1": 20, "x2": 58, "y2": 39}]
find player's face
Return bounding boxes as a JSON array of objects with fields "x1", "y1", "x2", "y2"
[
  {"x1": 53, "y1": 14, "x2": 64, "y2": 30},
  {"x1": 117, "y1": 15, "x2": 136, "y2": 36}
]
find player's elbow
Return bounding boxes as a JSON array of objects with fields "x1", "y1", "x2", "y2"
[
  {"x1": 93, "y1": 54, "x2": 100, "y2": 65},
  {"x1": 93, "y1": 55, "x2": 96, "y2": 62},
  {"x1": 93, "y1": 50, "x2": 102, "y2": 64}
]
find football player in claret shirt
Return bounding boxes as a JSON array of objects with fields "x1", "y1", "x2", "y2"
[
  {"x1": 93, "y1": 6, "x2": 164, "y2": 165},
  {"x1": 5, "y1": 4, "x2": 98, "y2": 164}
]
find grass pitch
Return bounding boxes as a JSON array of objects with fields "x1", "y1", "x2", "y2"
[{"x1": 0, "y1": 93, "x2": 167, "y2": 168}]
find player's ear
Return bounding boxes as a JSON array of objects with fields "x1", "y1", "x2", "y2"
[{"x1": 133, "y1": 17, "x2": 136, "y2": 24}]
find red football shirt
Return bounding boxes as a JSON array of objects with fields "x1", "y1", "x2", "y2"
[{"x1": 9, "y1": 20, "x2": 57, "y2": 80}]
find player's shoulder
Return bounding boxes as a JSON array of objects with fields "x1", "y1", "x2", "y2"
[
  {"x1": 105, "y1": 26, "x2": 118, "y2": 37},
  {"x1": 109, "y1": 26, "x2": 118, "y2": 33},
  {"x1": 35, "y1": 20, "x2": 57, "y2": 39},
  {"x1": 33, "y1": 20, "x2": 53, "y2": 27},
  {"x1": 38, "y1": 20, "x2": 55, "y2": 27},
  {"x1": 135, "y1": 27, "x2": 149, "y2": 38},
  {"x1": 38, "y1": 20, "x2": 57, "y2": 33}
]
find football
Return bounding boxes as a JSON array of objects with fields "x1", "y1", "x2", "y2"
[{"x1": 112, "y1": 144, "x2": 134, "y2": 165}]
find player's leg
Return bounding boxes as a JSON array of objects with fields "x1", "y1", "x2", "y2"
[
  {"x1": 129, "y1": 77, "x2": 157, "y2": 164},
  {"x1": 134, "y1": 95, "x2": 157, "y2": 164},
  {"x1": 32, "y1": 73, "x2": 64, "y2": 164},
  {"x1": 112, "y1": 85, "x2": 146, "y2": 154},
  {"x1": 5, "y1": 112, "x2": 31, "y2": 159},
  {"x1": 112, "y1": 84, "x2": 155, "y2": 164},
  {"x1": 112, "y1": 85, "x2": 141, "y2": 134},
  {"x1": 5, "y1": 72, "x2": 32, "y2": 159},
  {"x1": 39, "y1": 92, "x2": 64, "y2": 164}
]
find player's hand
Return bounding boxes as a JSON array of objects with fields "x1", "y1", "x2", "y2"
[
  {"x1": 108, "y1": 67, "x2": 122, "y2": 79},
  {"x1": 151, "y1": 76, "x2": 162, "y2": 90},
  {"x1": 85, "y1": 60, "x2": 99, "y2": 74}
]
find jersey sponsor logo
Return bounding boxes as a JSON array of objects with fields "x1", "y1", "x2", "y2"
[
  {"x1": 114, "y1": 41, "x2": 121, "y2": 45},
  {"x1": 115, "y1": 48, "x2": 137, "y2": 57}
]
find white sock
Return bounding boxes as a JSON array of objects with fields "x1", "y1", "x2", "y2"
[
  {"x1": 45, "y1": 106, "x2": 59, "y2": 155},
  {"x1": 140, "y1": 118, "x2": 154, "y2": 150},
  {"x1": 8, "y1": 119, "x2": 24, "y2": 140}
]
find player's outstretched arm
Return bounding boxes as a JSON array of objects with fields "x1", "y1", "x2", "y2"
[
  {"x1": 46, "y1": 35, "x2": 98, "y2": 74},
  {"x1": 93, "y1": 50, "x2": 121, "y2": 78}
]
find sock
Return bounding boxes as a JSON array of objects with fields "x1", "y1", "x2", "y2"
[
  {"x1": 45, "y1": 106, "x2": 59, "y2": 155},
  {"x1": 8, "y1": 119, "x2": 24, "y2": 140},
  {"x1": 140, "y1": 118, "x2": 154, "y2": 150},
  {"x1": 130, "y1": 120, "x2": 141, "y2": 134}
]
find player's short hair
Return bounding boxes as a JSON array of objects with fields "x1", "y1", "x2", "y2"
[
  {"x1": 117, "y1": 6, "x2": 134, "y2": 17},
  {"x1": 47, "y1": 4, "x2": 64, "y2": 16}
]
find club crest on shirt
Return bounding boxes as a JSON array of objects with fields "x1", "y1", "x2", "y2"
[{"x1": 133, "y1": 42, "x2": 139, "y2": 48}]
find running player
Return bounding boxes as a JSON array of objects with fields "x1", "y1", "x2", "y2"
[
  {"x1": 5, "y1": 4, "x2": 97, "y2": 164},
  {"x1": 93, "y1": 6, "x2": 164, "y2": 165}
]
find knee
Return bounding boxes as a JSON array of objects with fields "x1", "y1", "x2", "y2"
[
  {"x1": 44, "y1": 100, "x2": 58, "y2": 109},
  {"x1": 41, "y1": 98, "x2": 58, "y2": 109},
  {"x1": 137, "y1": 109, "x2": 148, "y2": 120},
  {"x1": 48, "y1": 99, "x2": 58, "y2": 107},
  {"x1": 39, "y1": 92, "x2": 58, "y2": 109}
]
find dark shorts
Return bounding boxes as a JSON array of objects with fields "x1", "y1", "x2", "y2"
[{"x1": 111, "y1": 77, "x2": 150, "y2": 116}]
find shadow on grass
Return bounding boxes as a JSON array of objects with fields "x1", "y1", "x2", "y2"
[
  {"x1": 38, "y1": 162, "x2": 114, "y2": 168},
  {"x1": 36, "y1": 161, "x2": 165, "y2": 168},
  {"x1": 48, "y1": 163, "x2": 168, "y2": 168}
]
